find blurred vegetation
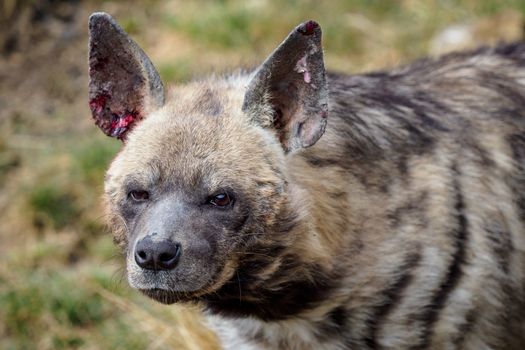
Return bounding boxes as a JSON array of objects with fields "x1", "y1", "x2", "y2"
[{"x1": 0, "y1": 0, "x2": 523, "y2": 349}]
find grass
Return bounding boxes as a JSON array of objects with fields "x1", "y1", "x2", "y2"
[
  {"x1": 29, "y1": 184, "x2": 79, "y2": 230},
  {"x1": 2, "y1": 266, "x2": 157, "y2": 350},
  {"x1": 0, "y1": 0, "x2": 523, "y2": 349}
]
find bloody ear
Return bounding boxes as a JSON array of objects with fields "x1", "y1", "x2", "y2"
[
  {"x1": 242, "y1": 20, "x2": 328, "y2": 152},
  {"x1": 88, "y1": 12, "x2": 164, "y2": 140}
]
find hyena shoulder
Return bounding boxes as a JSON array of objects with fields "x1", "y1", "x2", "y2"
[{"x1": 291, "y1": 43, "x2": 525, "y2": 350}]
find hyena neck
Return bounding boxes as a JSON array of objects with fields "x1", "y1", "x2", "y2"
[
  {"x1": 203, "y1": 258, "x2": 339, "y2": 321},
  {"x1": 202, "y1": 199, "x2": 342, "y2": 321}
]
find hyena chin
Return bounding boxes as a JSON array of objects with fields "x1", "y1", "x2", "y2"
[{"x1": 89, "y1": 12, "x2": 525, "y2": 350}]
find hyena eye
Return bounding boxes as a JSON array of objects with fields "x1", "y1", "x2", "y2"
[
  {"x1": 209, "y1": 193, "x2": 233, "y2": 207},
  {"x1": 128, "y1": 190, "x2": 150, "y2": 202}
]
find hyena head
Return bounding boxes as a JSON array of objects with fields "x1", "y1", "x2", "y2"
[{"x1": 88, "y1": 13, "x2": 329, "y2": 305}]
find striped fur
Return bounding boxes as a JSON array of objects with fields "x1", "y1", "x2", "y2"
[{"x1": 93, "y1": 16, "x2": 525, "y2": 350}]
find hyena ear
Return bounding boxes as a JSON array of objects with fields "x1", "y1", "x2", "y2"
[
  {"x1": 242, "y1": 20, "x2": 328, "y2": 152},
  {"x1": 88, "y1": 12, "x2": 164, "y2": 140}
]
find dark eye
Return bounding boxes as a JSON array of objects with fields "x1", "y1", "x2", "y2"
[
  {"x1": 209, "y1": 192, "x2": 233, "y2": 207},
  {"x1": 129, "y1": 190, "x2": 149, "y2": 202}
]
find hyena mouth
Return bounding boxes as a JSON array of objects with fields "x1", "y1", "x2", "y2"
[
  {"x1": 131, "y1": 273, "x2": 218, "y2": 303},
  {"x1": 138, "y1": 277, "x2": 228, "y2": 304},
  {"x1": 135, "y1": 260, "x2": 238, "y2": 304},
  {"x1": 139, "y1": 288, "x2": 198, "y2": 304}
]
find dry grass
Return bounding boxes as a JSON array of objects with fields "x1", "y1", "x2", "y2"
[{"x1": 0, "y1": 0, "x2": 523, "y2": 349}]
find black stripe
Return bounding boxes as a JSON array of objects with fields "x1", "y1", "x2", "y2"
[
  {"x1": 452, "y1": 308, "x2": 477, "y2": 347},
  {"x1": 302, "y1": 154, "x2": 342, "y2": 168},
  {"x1": 508, "y1": 134, "x2": 525, "y2": 223},
  {"x1": 316, "y1": 306, "x2": 348, "y2": 341},
  {"x1": 387, "y1": 191, "x2": 429, "y2": 229},
  {"x1": 484, "y1": 223, "x2": 513, "y2": 274},
  {"x1": 364, "y1": 250, "x2": 421, "y2": 349},
  {"x1": 412, "y1": 170, "x2": 468, "y2": 350}
]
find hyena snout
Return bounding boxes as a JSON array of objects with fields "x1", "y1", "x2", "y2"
[{"x1": 134, "y1": 235, "x2": 181, "y2": 271}]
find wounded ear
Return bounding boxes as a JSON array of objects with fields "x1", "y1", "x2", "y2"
[
  {"x1": 242, "y1": 20, "x2": 328, "y2": 152},
  {"x1": 88, "y1": 12, "x2": 164, "y2": 140}
]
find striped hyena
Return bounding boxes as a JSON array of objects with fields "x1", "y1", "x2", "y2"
[{"x1": 88, "y1": 12, "x2": 525, "y2": 350}]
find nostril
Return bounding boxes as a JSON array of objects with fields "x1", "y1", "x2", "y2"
[
  {"x1": 134, "y1": 247, "x2": 152, "y2": 268},
  {"x1": 159, "y1": 252, "x2": 174, "y2": 262},
  {"x1": 157, "y1": 242, "x2": 181, "y2": 270},
  {"x1": 134, "y1": 237, "x2": 181, "y2": 271}
]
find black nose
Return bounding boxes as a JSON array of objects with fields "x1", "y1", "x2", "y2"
[{"x1": 134, "y1": 236, "x2": 181, "y2": 271}]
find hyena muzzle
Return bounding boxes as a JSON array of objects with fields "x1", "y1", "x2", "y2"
[{"x1": 88, "y1": 12, "x2": 525, "y2": 350}]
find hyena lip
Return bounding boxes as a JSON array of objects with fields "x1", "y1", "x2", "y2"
[
  {"x1": 137, "y1": 264, "x2": 235, "y2": 304},
  {"x1": 139, "y1": 288, "x2": 198, "y2": 304}
]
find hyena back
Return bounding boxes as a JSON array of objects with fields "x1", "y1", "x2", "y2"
[{"x1": 88, "y1": 12, "x2": 525, "y2": 350}]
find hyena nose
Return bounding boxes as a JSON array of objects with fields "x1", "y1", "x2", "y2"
[{"x1": 134, "y1": 236, "x2": 181, "y2": 271}]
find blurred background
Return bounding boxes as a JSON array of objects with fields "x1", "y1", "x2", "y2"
[{"x1": 0, "y1": 0, "x2": 524, "y2": 349}]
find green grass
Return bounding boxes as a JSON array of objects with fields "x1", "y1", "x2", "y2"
[
  {"x1": 29, "y1": 184, "x2": 79, "y2": 230},
  {"x1": 0, "y1": 135, "x2": 20, "y2": 183},
  {"x1": 159, "y1": 59, "x2": 194, "y2": 83},
  {"x1": 74, "y1": 137, "x2": 120, "y2": 186},
  {"x1": 0, "y1": 267, "x2": 151, "y2": 350}
]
